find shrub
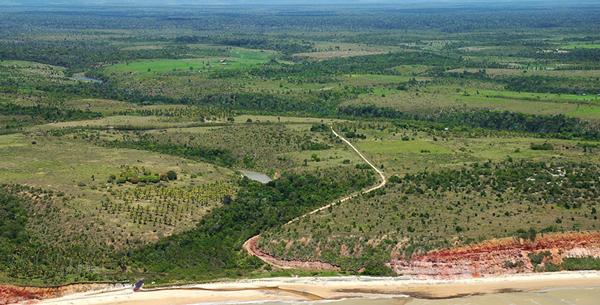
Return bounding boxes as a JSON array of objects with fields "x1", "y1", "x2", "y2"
[
  {"x1": 530, "y1": 143, "x2": 554, "y2": 150},
  {"x1": 166, "y1": 170, "x2": 177, "y2": 180},
  {"x1": 389, "y1": 175, "x2": 402, "y2": 183},
  {"x1": 528, "y1": 251, "x2": 551, "y2": 267},
  {"x1": 361, "y1": 260, "x2": 395, "y2": 276},
  {"x1": 345, "y1": 131, "x2": 366, "y2": 139},
  {"x1": 504, "y1": 260, "x2": 524, "y2": 268},
  {"x1": 561, "y1": 256, "x2": 600, "y2": 270}
]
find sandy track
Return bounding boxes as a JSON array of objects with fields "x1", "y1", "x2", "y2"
[{"x1": 243, "y1": 126, "x2": 387, "y2": 268}]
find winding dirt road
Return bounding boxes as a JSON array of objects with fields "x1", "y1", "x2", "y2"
[{"x1": 243, "y1": 126, "x2": 387, "y2": 269}]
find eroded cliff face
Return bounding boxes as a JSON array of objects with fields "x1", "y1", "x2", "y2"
[
  {"x1": 0, "y1": 282, "x2": 128, "y2": 305},
  {"x1": 390, "y1": 231, "x2": 600, "y2": 279},
  {"x1": 4, "y1": 231, "x2": 600, "y2": 303},
  {"x1": 247, "y1": 231, "x2": 600, "y2": 279}
]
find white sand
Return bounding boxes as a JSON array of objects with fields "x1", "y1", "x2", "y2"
[{"x1": 39, "y1": 271, "x2": 600, "y2": 305}]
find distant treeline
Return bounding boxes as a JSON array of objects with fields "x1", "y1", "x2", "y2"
[
  {"x1": 503, "y1": 74, "x2": 600, "y2": 95},
  {"x1": 253, "y1": 52, "x2": 506, "y2": 80},
  {"x1": 196, "y1": 93, "x2": 338, "y2": 115},
  {"x1": 441, "y1": 70, "x2": 600, "y2": 95},
  {"x1": 1, "y1": 103, "x2": 102, "y2": 129},
  {"x1": 2, "y1": 5, "x2": 599, "y2": 33},
  {"x1": 0, "y1": 41, "x2": 228, "y2": 74},
  {"x1": 531, "y1": 49, "x2": 600, "y2": 67},
  {"x1": 338, "y1": 106, "x2": 600, "y2": 141},
  {"x1": 174, "y1": 35, "x2": 314, "y2": 55},
  {"x1": 105, "y1": 140, "x2": 235, "y2": 167}
]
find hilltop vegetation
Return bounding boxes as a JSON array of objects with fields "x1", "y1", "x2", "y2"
[
  {"x1": 259, "y1": 159, "x2": 600, "y2": 271},
  {"x1": 2, "y1": 2, "x2": 600, "y2": 285}
]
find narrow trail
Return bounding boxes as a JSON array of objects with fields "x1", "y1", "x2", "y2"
[{"x1": 243, "y1": 126, "x2": 387, "y2": 269}]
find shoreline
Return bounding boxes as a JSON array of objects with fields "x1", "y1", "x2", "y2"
[{"x1": 37, "y1": 271, "x2": 600, "y2": 305}]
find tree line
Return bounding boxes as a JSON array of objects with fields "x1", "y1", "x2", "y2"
[{"x1": 338, "y1": 106, "x2": 600, "y2": 141}]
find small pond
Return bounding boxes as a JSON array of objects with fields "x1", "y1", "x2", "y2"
[
  {"x1": 238, "y1": 170, "x2": 272, "y2": 183},
  {"x1": 74, "y1": 77, "x2": 103, "y2": 83}
]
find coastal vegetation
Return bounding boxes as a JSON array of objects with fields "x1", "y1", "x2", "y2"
[{"x1": 2, "y1": 2, "x2": 600, "y2": 285}]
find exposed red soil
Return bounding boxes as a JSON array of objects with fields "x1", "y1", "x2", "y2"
[
  {"x1": 246, "y1": 231, "x2": 600, "y2": 279},
  {"x1": 391, "y1": 231, "x2": 600, "y2": 279},
  {"x1": 0, "y1": 282, "x2": 126, "y2": 305},
  {"x1": 244, "y1": 235, "x2": 340, "y2": 271}
]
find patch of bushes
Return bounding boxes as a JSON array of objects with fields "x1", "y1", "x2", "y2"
[
  {"x1": 344, "y1": 131, "x2": 367, "y2": 139},
  {"x1": 301, "y1": 141, "x2": 331, "y2": 150},
  {"x1": 530, "y1": 143, "x2": 554, "y2": 150},
  {"x1": 504, "y1": 260, "x2": 524, "y2": 268},
  {"x1": 561, "y1": 256, "x2": 600, "y2": 271},
  {"x1": 528, "y1": 251, "x2": 552, "y2": 267}
]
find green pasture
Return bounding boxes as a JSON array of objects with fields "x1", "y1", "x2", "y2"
[
  {"x1": 447, "y1": 68, "x2": 600, "y2": 78},
  {"x1": 310, "y1": 41, "x2": 395, "y2": 53},
  {"x1": 565, "y1": 107, "x2": 600, "y2": 120},
  {"x1": 106, "y1": 49, "x2": 276, "y2": 76},
  {"x1": 106, "y1": 58, "x2": 216, "y2": 74},
  {"x1": 233, "y1": 114, "x2": 344, "y2": 124},
  {"x1": 356, "y1": 138, "x2": 453, "y2": 155},
  {"x1": 343, "y1": 127, "x2": 586, "y2": 176},
  {"x1": 341, "y1": 84, "x2": 600, "y2": 121},
  {"x1": 31, "y1": 115, "x2": 184, "y2": 130},
  {"x1": 561, "y1": 42, "x2": 600, "y2": 49},
  {"x1": 391, "y1": 65, "x2": 431, "y2": 75},
  {"x1": 340, "y1": 74, "x2": 429, "y2": 86},
  {"x1": 0, "y1": 131, "x2": 235, "y2": 249},
  {"x1": 230, "y1": 49, "x2": 276, "y2": 61},
  {"x1": 471, "y1": 89, "x2": 599, "y2": 103},
  {"x1": 0, "y1": 132, "x2": 233, "y2": 195},
  {"x1": 0, "y1": 60, "x2": 66, "y2": 70},
  {"x1": 242, "y1": 79, "x2": 338, "y2": 91}
]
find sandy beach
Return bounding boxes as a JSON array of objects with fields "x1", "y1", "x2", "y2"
[{"x1": 38, "y1": 271, "x2": 600, "y2": 305}]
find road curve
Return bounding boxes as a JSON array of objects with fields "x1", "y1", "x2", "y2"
[{"x1": 243, "y1": 126, "x2": 387, "y2": 268}]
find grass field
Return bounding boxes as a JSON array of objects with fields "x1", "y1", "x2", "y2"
[
  {"x1": 561, "y1": 43, "x2": 600, "y2": 49},
  {"x1": 0, "y1": 117, "x2": 373, "y2": 252},
  {"x1": 258, "y1": 124, "x2": 600, "y2": 270},
  {"x1": 340, "y1": 84, "x2": 600, "y2": 120},
  {"x1": 106, "y1": 49, "x2": 275, "y2": 76},
  {"x1": 447, "y1": 68, "x2": 600, "y2": 78},
  {"x1": 0, "y1": 130, "x2": 236, "y2": 250},
  {"x1": 336, "y1": 124, "x2": 584, "y2": 177}
]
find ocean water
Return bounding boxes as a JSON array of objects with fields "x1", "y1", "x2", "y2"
[{"x1": 195, "y1": 287, "x2": 600, "y2": 305}]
